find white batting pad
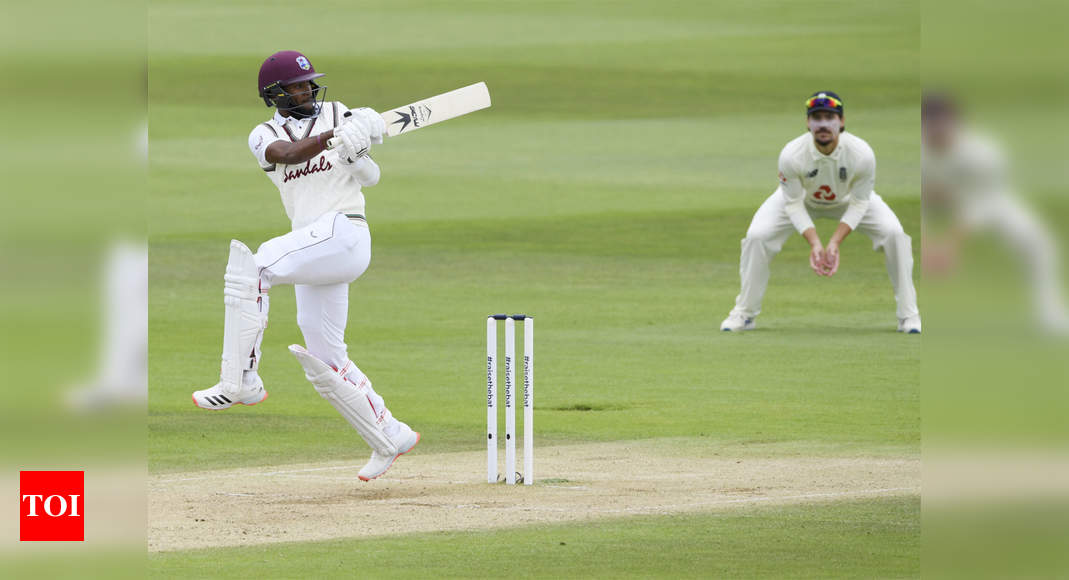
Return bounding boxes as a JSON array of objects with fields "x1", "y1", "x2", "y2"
[
  {"x1": 288, "y1": 344, "x2": 397, "y2": 455},
  {"x1": 220, "y1": 240, "x2": 267, "y2": 396}
]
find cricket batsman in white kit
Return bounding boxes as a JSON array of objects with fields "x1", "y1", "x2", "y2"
[
  {"x1": 721, "y1": 91, "x2": 921, "y2": 333},
  {"x1": 192, "y1": 50, "x2": 420, "y2": 481}
]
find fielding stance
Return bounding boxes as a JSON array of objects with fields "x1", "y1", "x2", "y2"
[
  {"x1": 721, "y1": 91, "x2": 921, "y2": 333},
  {"x1": 192, "y1": 50, "x2": 419, "y2": 481},
  {"x1": 922, "y1": 94, "x2": 1068, "y2": 333}
]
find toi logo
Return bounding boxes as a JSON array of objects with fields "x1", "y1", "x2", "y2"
[{"x1": 20, "y1": 471, "x2": 84, "y2": 541}]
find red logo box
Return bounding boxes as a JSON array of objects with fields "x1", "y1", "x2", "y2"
[{"x1": 19, "y1": 471, "x2": 84, "y2": 541}]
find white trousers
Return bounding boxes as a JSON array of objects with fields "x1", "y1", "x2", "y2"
[
  {"x1": 253, "y1": 211, "x2": 400, "y2": 440},
  {"x1": 968, "y1": 194, "x2": 1069, "y2": 327},
  {"x1": 254, "y1": 212, "x2": 370, "y2": 370},
  {"x1": 730, "y1": 191, "x2": 919, "y2": 320}
]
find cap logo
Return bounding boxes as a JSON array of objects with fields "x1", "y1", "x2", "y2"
[{"x1": 296, "y1": 56, "x2": 311, "y2": 70}]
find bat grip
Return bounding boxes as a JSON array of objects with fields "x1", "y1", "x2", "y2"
[
  {"x1": 327, "y1": 110, "x2": 389, "y2": 149},
  {"x1": 325, "y1": 111, "x2": 353, "y2": 150}
]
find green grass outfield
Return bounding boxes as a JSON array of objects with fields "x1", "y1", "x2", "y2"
[{"x1": 149, "y1": 0, "x2": 919, "y2": 576}]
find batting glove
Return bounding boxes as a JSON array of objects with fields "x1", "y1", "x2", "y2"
[
  {"x1": 351, "y1": 108, "x2": 386, "y2": 144},
  {"x1": 335, "y1": 121, "x2": 371, "y2": 163}
]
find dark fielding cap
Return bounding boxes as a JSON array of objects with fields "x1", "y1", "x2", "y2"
[{"x1": 806, "y1": 91, "x2": 843, "y2": 116}]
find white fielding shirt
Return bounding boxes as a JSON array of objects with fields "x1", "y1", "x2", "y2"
[
  {"x1": 248, "y1": 101, "x2": 379, "y2": 229},
  {"x1": 922, "y1": 130, "x2": 1009, "y2": 229},
  {"x1": 776, "y1": 131, "x2": 876, "y2": 233}
]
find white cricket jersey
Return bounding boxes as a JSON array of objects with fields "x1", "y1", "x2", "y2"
[
  {"x1": 248, "y1": 101, "x2": 374, "y2": 229},
  {"x1": 922, "y1": 130, "x2": 1008, "y2": 228},
  {"x1": 776, "y1": 131, "x2": 876, "y2": 233}
]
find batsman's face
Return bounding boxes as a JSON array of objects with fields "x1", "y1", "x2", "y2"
[
  {"x1": 283, "y1": 81, "x2": 316, "y2": 115},
  {"x1": 808, "y1": 111, "x2": 842, "y2": 145}
]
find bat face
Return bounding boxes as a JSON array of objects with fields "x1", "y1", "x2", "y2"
[
  {"x1": 326, "y1": 82, "x2": 491, "y2": 149},
  {"x1": 384, "y1": 82, "x2": 490, "y2": 137},
  {"x1": 389, "y1": 104, "x2": 433, "y2": 135}
]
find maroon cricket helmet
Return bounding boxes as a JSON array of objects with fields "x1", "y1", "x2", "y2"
[{"x1": 257, "y1": 50, "x2": 326, "y2": 116}]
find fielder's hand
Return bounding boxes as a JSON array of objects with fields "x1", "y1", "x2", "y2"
[
  {"x1": 822, "y1": 243, "x2": 840, "y2": 276},
  {"x1": 334, "y1": 120, "x2": 371, "y2": 163},
  {"x1": 809, "y1": 245, "x2": 827, "y2": 276},
  {"x1": 922, "y1": 240, "x2": 957, "y2": 276}
]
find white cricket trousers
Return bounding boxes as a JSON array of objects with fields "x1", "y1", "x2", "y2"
[
  {"x1": 730, "y1": 191, "x2": 919, "y2": 320},
  {"x1": 254, "y1": 212, "x2": 370, "y2": 370},
  {"x1": 965, "y1": 194, "x2": 1068, "y2": 327}
]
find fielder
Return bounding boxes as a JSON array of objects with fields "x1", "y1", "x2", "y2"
[
  {"x1": 192, "y1": 50, "x2": 419, "y2": 481},
  {"x1": 720, "y1": 91, "x2": 921, "y2": 333},
  {"x1": 922, "y1": 93, "x2": 1069, "y2": 333}
]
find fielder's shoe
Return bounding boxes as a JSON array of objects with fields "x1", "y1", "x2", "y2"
[
  {"x1": 358, "y1": 422, "x2": 421, "y2": 482},
  {"x1": 898, "y1": 315, "x2": 922, "y2": 334},
  {"x1": 720, "y1": 313, "x2": 756, "y2": 332},
  {"x1": 192, "y1": 373, "x2": 268, "y2": 409}
]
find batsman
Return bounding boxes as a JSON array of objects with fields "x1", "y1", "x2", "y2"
[
  {"x1": 192, "y1": 50, "x2": 419, "y2": 481},
  {"x1": 720, "y1": 91, "x2": 921, "y2": 333}
]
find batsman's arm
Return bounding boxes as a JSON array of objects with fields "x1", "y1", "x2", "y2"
[
  {"x1": 265, "y1": 131, "x2": 335, "y2": 165},
  {"x1": 343, "y1": 156, "x2": 379, "y2": 187}
]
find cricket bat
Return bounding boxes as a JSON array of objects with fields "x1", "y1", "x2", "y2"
[{"x1": 327, "y1": 81, "x2": 491, "y2": 149}]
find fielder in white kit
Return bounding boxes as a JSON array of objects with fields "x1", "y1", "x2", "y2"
[
  {"x1": 192, "y1": 50, "x2": 420, "y2": 481},
  {"x1": 721, "y1": 91, "x2": 921, "y2": 333}
]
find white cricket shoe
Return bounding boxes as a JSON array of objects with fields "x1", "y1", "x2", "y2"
[
  {"x1": 358, "y1": 422, "x2": 421, "y2": 482},
  {"x1": 192, "y1": 373, "x2": 268, "y2": 409},
  {"x1": 720, "y1": 313, "x2": 756, "y2": 332},
  {"x1": 898, "y1": 315, "x2": 922, "y2": 334}
]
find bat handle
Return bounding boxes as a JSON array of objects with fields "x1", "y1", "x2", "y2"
[
  {"x1": 325, "y1": 111, "x2": 353, "y2": 150},
  {"x1": 327, "y1": 110, "x2": 390, "y2": 150}
]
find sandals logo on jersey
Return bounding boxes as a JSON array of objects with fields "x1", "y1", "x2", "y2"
[
  {"x1": 20, "y1": 471, "x2": 84, "y2": 541},
  {"x1": 391, "y1": 104, "x2": 432, "y2": 134},
  {"x1": 806, "y1": 168, "x2": 818, "y2": 178},
  {"x1": 282, "y1": 156, "x2": 333, "y2": 183},
  {"x1": 778, "y1": 171, "x2": 787, "y2": 185},
  {"x1": 296, "y1": 56, "x2": 311, "y2": 71}
]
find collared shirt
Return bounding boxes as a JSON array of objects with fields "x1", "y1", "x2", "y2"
[
  {"x1": 249, "y1": 106, "x2": 333, "y2": 169},
  {"x1": 247, "y1": 101, "x2": 377, "y2": 230},
  {"x1": 776, "y1": 131, "x2": 876, "y2": 233}
]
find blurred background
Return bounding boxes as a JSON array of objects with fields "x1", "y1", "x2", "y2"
[
  {"x1": 922, "y1": 0, "x2": 1069, "y2": 577},
  {"x1": 1, "y1": 0, "x2": 146, "y2": 577}
]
